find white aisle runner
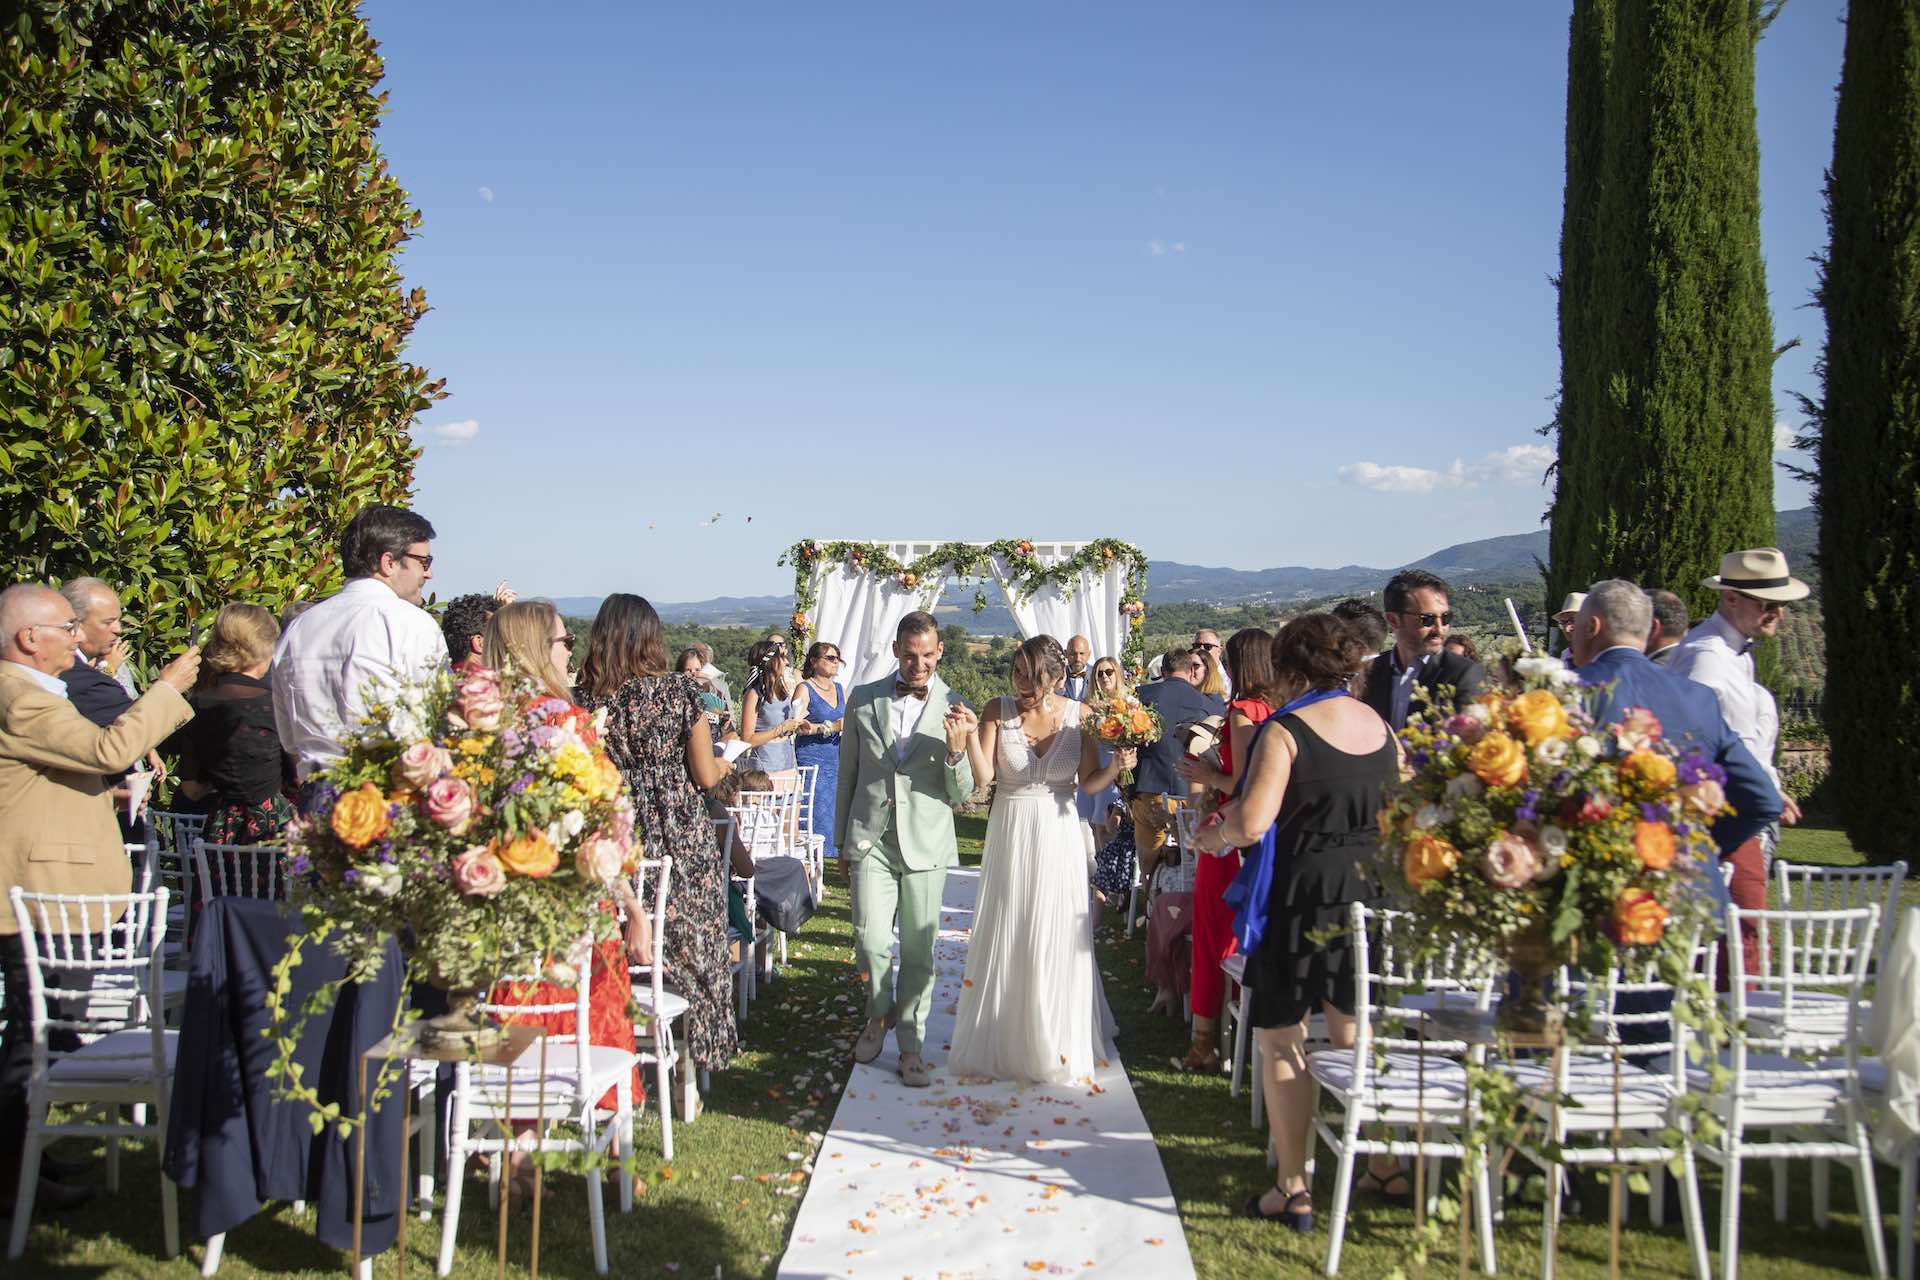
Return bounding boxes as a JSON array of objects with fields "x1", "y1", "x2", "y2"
[{"x1": 778, "y1": 868, "x2": 1196, "y2": 1280}]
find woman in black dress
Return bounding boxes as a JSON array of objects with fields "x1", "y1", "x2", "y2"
[
  {"x1": 173, "y1": 604, "x2": 293, "y2": 843},
  {"x1": 1192, "y1": 612, "x2": 1399, "y2": 1231}
]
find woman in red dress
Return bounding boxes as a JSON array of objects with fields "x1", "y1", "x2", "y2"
[{"x1": 1174, "y1": 627, "x2": 1281, "y2": 1071}]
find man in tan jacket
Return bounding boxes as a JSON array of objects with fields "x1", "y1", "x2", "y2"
[{"x1": 0, "y1": 584, "x2": 197, "y2": 1213}]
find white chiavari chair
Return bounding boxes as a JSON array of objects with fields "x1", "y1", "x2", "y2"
[
  {"x1": 147, "y1": 811, "x2": 205, "y2": 966},
  {"x1": 625, "y1": 855, "x2": 684, "y2": 1156},
  {"x1": 190, "y1": 840, "x2": 289, "y2": 903}
]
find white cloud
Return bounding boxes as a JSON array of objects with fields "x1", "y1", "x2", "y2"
[
  {"x1": 1148, "y1": 240, "x2": 1187, "y2": 257},
  {"x1": 1773, "y1": 418, "x2": 1796, "y2": 453},
  {"x1": 422, "y1": 419, "x2": 480, "y2": 447},
  {"x1": 1338, "y1": 442, "x2": 1551, "y2": 494},
  {"x1": 477, "y1": 186, "x2": 494, "y2": 203}
]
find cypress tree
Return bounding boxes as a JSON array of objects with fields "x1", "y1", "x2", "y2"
[
  {"x1": 1811, "y1": 0, "x2": 1920, "y2": 861},
  {"x1": 0, "y1": 0, "x2": 443, "y2": 670},
  {"x1": 1548, "y1": 0, "x2": 1779, "y2": 626}
]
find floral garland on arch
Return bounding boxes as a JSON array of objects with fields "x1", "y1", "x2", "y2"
[{"x1": 778, "y1": 537, "x2": 1152, "y2": 675}]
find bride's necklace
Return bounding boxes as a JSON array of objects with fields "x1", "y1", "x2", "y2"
[{"x1": 1020, "y1": 693, "x2": 1063, "y2": 748}]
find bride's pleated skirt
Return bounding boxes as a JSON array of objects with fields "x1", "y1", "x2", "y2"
[{"x1": 948, "y1": 791, "x2": 1114, "y2": 1084}]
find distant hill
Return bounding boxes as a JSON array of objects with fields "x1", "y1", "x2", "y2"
[{"x1": 548, "y1": 508, "x2": 1815, "y2": 625}]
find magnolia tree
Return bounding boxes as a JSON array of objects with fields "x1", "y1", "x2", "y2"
[{"x1": 0, "y1": 0, "x2": 443, "y2": 669}]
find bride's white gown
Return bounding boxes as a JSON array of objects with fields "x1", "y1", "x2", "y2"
[{"x1": 948, "y1": 699, "x2": 1116, "y2": 1084}]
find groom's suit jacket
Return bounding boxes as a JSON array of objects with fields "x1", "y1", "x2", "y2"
[{"x1": 835, "y1": 673, "x2": 975, "y2": 872}]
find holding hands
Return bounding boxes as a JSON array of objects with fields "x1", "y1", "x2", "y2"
[{"x1": 943, "y1": 703, "x2": 979, "y2": 756}]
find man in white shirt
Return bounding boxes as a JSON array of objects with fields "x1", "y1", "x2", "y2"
[
  {"x1": 272, "y1": 505, "x2": 448, "y2": 786},
  {"x1": 1670, "y1": 547, "x2": 1808, "y2": 915}
]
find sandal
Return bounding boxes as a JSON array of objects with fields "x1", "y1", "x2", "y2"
[
  {"x1": 1244, "y1": 1185, "x2": 1313, "y2": 1232},
  {"x1": 1355, "y1": 1166, "x2": 1414, "y2": 1202},
  {"x1": 1176, "y1": 1029, "x2": 1220, "y2": 1073}
]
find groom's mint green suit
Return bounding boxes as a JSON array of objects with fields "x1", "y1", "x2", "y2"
[{"x1": 836, "y1": 673, "x2": 974, "y2": 1056}]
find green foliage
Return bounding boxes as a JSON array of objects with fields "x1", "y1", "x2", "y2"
[
  {"x1": 1807, "y1": 0, "x2": 1920, "y2": 861},
  {"x1": 0, "y1": 0, "x2": 442, "y2": 671},
  {"x1": 1548, "y1": 0, "x2": 1778, "y2": 627}
]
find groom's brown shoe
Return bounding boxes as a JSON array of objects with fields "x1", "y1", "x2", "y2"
[
  {"x1": 853, "y1": 1017, "x2": 889, "y2": 1065},
  {"x1": 897, "y1": 1051, "x2": 932, "y2": 1088}
]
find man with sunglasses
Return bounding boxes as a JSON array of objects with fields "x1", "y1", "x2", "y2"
[
  {"x1": 1670, "y1": 548, "x2": 1808, "y2": 922},
  {"x1": 271, "y1": 504, "x2": 448, "y2": 787},
  {"x1": 1360, "y1": 569, "x2": 1486, "y2": 731}
]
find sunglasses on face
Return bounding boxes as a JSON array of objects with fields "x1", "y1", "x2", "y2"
[
  {"x1": 552, "y1": 633, "x2": 575, "y2": 651},
  {"x1": 399, "y1": 552, "x2": 434, "y2": 571},
  {"x1": 1396, "y1": 612, "x2": 1452, "y2": 628}
]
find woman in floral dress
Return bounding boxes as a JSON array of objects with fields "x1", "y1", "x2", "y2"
[{"x1": 576, "y1": 594, "x2": 738, "y2": 1094}]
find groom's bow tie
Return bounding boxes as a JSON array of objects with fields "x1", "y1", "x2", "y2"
[
  {"x1": 893, "y1": 681, "x2": 929, "y2": 700},
  {"x1": 1738, "y1": 639, "x2": 1758, "y2": 656}
]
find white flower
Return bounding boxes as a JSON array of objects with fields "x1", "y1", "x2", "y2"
[
  {"x1": 1514, "y1": 656, "x2": 1562, "y2": 682},
  {"x1": 544, "y1": 960, "x2": 579, "y2": 986},
  {"x1": 560, "y1": 809, "x2": 588, "y2": 839},
  {"x1": 1444, "y1": 773, "x2": 1485, "y2": 801},
  {"x1": 1546, "y1": 665, "x2": 1580, "y2": 688},
  {"x1": 1573, "y1": 735, "x2": 1602, "y2": 760},
  {"x1": 1534, "y1": 738, "x2": 1570, "y2": 768},
  {"x1": 1537, "y1": 824, "x2": 1569, "y2": 858},
  {"x1": 1413, "y1": 802, "x2": 1452, "y2": 830},
  {"x1": 545, "y1": 821, "x2": 564, "y2": 848},
  {"x1": 361, "y1": 866, "x2": 402, "y2": 898},
  {"x1": 1461, "y1": 703, "x2": 1494, "y2": 728}
]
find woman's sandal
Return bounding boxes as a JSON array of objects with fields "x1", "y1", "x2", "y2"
[
  {"x1": 1244, "y1": 1185, "x2": 1314, "y2": 1232},
  {"x1": 1355, "y1": 1166, "x2": 1415, "y2": 1202}
]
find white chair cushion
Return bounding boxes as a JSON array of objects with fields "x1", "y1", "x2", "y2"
[
  {"x1": 1309, "y1": 1049, "x2": 1470, "y2": 1108},
  {"x1": 1394, "y1": 989, "x2": 1484, "y2": 1015},
  {"x1": 48, "y1": 1029, "x2": 177, "y2": 1084},
  {"x1": 1819, "y1": 1056, "x2": 1887, "y2": 1096},
  {"x1": 1502, "y1": 1059, "x2": 1677, "y2": 1129},
  {"x1": 1687, "y1": 1052, "x2": 1852, "y2": 1103},
  {"x1": 633, "y1": 987, "x2": 689, "y2": 1021}
]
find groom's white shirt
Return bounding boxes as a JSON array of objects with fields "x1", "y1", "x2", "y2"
[{"x1": 889, "y1": 673, "x2": 931, "y2": 764}]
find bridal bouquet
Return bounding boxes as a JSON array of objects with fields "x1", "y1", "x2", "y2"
[
  {"x1": 1084, "y1": 689, "x2": 1163, "y2": 784},
  {"x1": 1375, "y1": 656, "x2": 1728, "y2": 1032}
]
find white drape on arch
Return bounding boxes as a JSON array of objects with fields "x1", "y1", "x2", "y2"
[{"x1": 800, "y1": 541, "x2": 1130, "y2": 693}]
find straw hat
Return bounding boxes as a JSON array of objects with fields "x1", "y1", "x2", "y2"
[
  {"x1": 1702, "y1": 547, "x2": 1810, "y2": 602},
  {"x1": 1553, "y1": 592, "x2": 1587, "y2": 626}
]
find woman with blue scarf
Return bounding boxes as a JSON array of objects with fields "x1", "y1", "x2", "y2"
[{"x1": 1192, "y1": 613, "x2": 1400, "y2": 1233}]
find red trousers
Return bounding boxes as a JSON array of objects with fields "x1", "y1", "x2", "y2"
[
  {"x1": 1190, "y1": 848, "x2": 1242, "y2": 1017},
  {"x1": 1721, "y1": 835, "x2": 1768, "y2": 987}
]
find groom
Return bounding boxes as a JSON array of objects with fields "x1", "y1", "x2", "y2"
[{"x1": 837, "y1": 611, "x2": 977, "y2": 1087}]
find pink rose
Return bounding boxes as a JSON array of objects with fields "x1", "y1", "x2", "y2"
[
  {"x1": 392, "y1": 740, "x2": 452, "y2": 790},
  {"x1": 575, "y1": 836, "x2": 626, "y2": 887},
  {"x1": 1612, "y1": 707, "x2": 1663, "y2": 753},
  {"x1": 1481, "y1": 830, "x2": 1543, "y2": 890},
  {"x1": 1445, "y1": 711, "x2": 1488, "y2": 745},
  {"x1": 1679, "y1": 778, "x2": 1726, "y2": 818},
  {"x1": 424, "y1": 776, "x2": 475, "y2": 835},
  {"x1": 456, "y1": 673, "x2": 506, "y2": 733},
  {"x1": 452, "y1": 846, "x2": 505, "y2": 897}
]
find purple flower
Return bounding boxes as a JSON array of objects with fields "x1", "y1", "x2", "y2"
[
  {"x1": 528, "y1": 725, "x2": 562, "y2": 750},
  {"x1": 343, "y1": 869, "x2": 361, "y2": 884},
  {"x1": 1676, "y1": 753, "x2": 1727, "y2": 787},
  {"x1": 1516, "y1": 789, "x2": 1542, "y2": 823},
  {"x1": 500, "y1": 729, "x2": 524, "y2": 757},
  {"x1": 509, "y1": 774, "x2": 534, "y2": 794}
]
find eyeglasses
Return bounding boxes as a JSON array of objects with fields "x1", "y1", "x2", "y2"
[
  {"x1": 1735, "y1": 594, "x2": 1785, "y2": 614},
  {"x1": 399, "y1": 551, "x2": 434, "y2": 571},
  {"x1": 551, "y1": 633, "x2": 575, "y2": 652},
  {"x1": 1194, "y1": 642, "x2": 1221, "y2": 652},
  {"x1": 821, "y1": 652, "x2": 841, "y2": 662},
  {"x1": 1395, "y1": 611, "x2": 1453, "y2": 628},
  {"x1": 26, "y1": 620, "x2": 81, "y2": 637}
]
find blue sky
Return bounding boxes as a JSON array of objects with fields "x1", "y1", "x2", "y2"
[{"x1": 369, "y1": 1, "x2": 1845, "y2": 603}]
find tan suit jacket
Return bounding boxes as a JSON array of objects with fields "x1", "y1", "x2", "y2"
[{"x1": 0, "y1": 664, "x2": 192, "y2": 934}]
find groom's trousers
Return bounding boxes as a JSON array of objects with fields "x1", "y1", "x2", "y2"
[{"x1": 851, "y1": 830, "x2": 946, "y2": 1056}]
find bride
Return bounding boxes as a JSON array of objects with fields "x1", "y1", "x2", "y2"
[{"x1": 948, "y1": 636, "x2": 1133, "y2": 1084}]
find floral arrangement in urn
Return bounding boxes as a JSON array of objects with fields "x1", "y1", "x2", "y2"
[
  {"x1": 1377, "y1": 656, "x2": 1729, "y2": 1033},
  {"x1": 275, "y1": 666, "x2": 636, "y2": 1055}
]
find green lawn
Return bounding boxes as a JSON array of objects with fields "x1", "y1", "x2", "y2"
[{"x1": 12, "y1": 820, "x2": 1909, "y2": 1277}]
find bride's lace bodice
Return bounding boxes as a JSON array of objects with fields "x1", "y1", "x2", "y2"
[{"x1": 996, "y1": 699, "x2": 1083, "y2": 797}]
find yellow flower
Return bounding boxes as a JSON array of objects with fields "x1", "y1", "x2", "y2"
[
  {"x1": 554, "y1": 743, "x2": 592, "y2": 780},
  {"x1": 329, "y1": 784, "x2": 390, "y2": 848},
  {"x1": 1508, "y1": 689, "x2": 1573, "y2": 746},
  {"x1": 1403, "y1": 832, "x2": 1459, "y2": 889},
  {"x1": 495, "y1": 830, "x2": 559, "y2": 879},
  {"x1": 588, "y1": 755, "x2": 623, "y2": 800},
  {"x1": 1621, "y1": 749, "x2": 1678, "y2": 796},
  {"x1": 457, "y1": 736, "x2": 491, "y2": 758},
  {"x1": 1467, "y1": 732, "x2": 1528, "y2": 788},
  {"x1": 478, "y1": 766, "x2": 497, "y2": 785}
]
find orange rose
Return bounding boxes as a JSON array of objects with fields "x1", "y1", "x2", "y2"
[
  {"x1": 1403, "y1": 832, "x2": 1459, "y2": 889},
  {"x1": 1128, "y1": 708, "x2": 1155, "y2": 735},
  {"x1": 1632, "y1": 821, "x2": 1677, "y2": 870},
  {"x1": 1099, "y1": 715, "x2": 1124, "y2": 741},
  {"x1": 1620, "y1": 749, "x2": 1678, "y2": 797},
  {"x1": 329, "y1": 784, "x2": 391, "y2": 848},
  {"x1": 791, "y1": 611, "x2": 808, "y2": 630},
  {"x1": 1508, "y1": 689, "x2": 1572, "y2": 746},
  {"x1": 1467, "y1": 732, "x2": 1528, "y2": 788},
  {"x1": 1473, "y1": 691, "x2": 1508, "y2": 723},
  {"x1": 495, "y1": 829, "x2": 559, "y2": 879},
  {"x1": 1612, "y1": 889, "x2": 1668, "y2": 944}
]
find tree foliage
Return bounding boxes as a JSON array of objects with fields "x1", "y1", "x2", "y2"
[
  {"x1": 1806, "y1": 0, "x2": 1920, "y2": 860},
  {"x1": 0, "y1": 0, "x2": 441, "y2": 671},
  {"x1": 1547, "y1": 0, "x2": 1778, "y2": 626}
]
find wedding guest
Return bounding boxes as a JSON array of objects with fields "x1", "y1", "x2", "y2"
[
  {"x1": 706, "y1": 768, "x2": 771, "y2": 943},
  {"x1": 1076, "y1": 658, "x2": 1125, "y2": 848},
  {"x1": 0, "y1": 584, "x2": 199, "y2": 1214},
  {"x1": 1359, "y1": 570, "x2": 1485, "y2": 731},
  {"x1": 482, "y1": 601, "x2": 643, "y2": 1176},
  {"x1": 439, "y1": 592, "x2": 496, "y2": 675},
  {"x1": 1193, "y1": 613, "x2": 1399, "y2": 1228},
  {"x1": 57, "y1": 578, "x2": 165, "y2": 827},
  {"x1": 273, "y1": 504, "x2": 447, "y2": 786},
  {"x1": 278, "y1": 600, "x2": 314, "y2": 631},
  {"x1": 171, "y1": 605, "x2": 293, "y2": 845},
  {"x1": 794, "y1": 641, "x2": 848, "y2": 864},
  {"x1": 1443, "y1": 632, "x2": 1479, "y2": 663},
  {"x1": 1132, "y1": 645, "x2": 1224, "y2": 882},
  {"x1": 690, "y1": 641, "x2": 733, "y2": 713},
  {"x1": 678, "y1": 647, "x2": 738, "y2": 747},
  {"x1": 739, "y1": 638, "x2": 805, "y2": 782},
  {"x1": 1332, "y1": 598, "x2": 1390, "y2": 689},
  {"x1": 1061, "y1": 635, "x2": 1093, "y2": 700},
  {"x1": 1646, "y1": 589, "x2": 1689, "y2": 667},
  {"x1": 1194, "y1": 630, "x2": 1230, "y2": 699},
  {"x1": 59, "y1": 578, "x2": 135, "y2": 698},
  {"x1": 1670, "y1": 549, "x2": 1807, "y2": 955},
  {"x1": 1173, "y1": 627, "x2": 1278, "y2": 1072},
  {"x1": 575, "y1": 594, "x2": 737, "y2": 1105}
]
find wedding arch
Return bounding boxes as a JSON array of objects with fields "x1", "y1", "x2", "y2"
[{"x1": 780, "y1": 538, "x2": 1151, "y2": 688}]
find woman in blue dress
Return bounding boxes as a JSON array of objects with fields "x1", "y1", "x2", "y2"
[
  {"x1": 793, "y1": 641, "x2": 847, "y2": 862},
  {"x1": 739, "y1": 637, "x2": 804, "y2": 779}
]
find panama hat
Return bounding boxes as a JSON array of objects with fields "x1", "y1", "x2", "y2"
[
  {"x1": 1553, "y1": 592, "x2": 1587, "y2": 626},
  {"x1": 1703, "y1": 547, "x2": 1810, "y2": 602}
]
